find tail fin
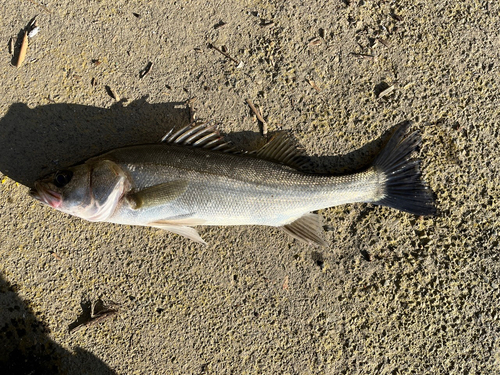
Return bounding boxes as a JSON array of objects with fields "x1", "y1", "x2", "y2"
[{"x1": 372, "y1": 122, "x2": 436, "y2": 216}]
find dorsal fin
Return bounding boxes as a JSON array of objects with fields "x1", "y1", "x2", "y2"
[
  {"x1": 161, "y1": 122, "x2": 313, "y2": 170},
  {"x1": 253, "y1": 131, "x2": 311, "y2": 170},
  {"x1": 162, "y1": 121, "x2": 235, "y2": 152}
]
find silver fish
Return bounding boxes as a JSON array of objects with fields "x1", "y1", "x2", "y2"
[{"x1": 30, "y1": 122, "x2": 435, "y2": 245}]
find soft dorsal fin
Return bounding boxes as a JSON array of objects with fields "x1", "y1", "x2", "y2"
[
  {"x1": 252, "y1": 131, "x2": 312, "y2": 170},
  {"x1": 281, "y1": 213, "x2": 328, "y2": 247},
  {"x1": 162, "y1": 121, "x2": 235, "y2": 152}
]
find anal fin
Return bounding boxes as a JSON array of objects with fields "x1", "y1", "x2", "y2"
[
  {"x1": 149, "y1": 217, "x2": 207, "y2": 244},
  {"x1": 281, "y1": 213, "x2": 328, "y2": 247}
]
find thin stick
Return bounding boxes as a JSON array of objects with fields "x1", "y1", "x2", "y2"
[
  {"x1": 9, "y1": 37, "x2": 14, "y2": 55},
  {"x1": 306, "y1": 79, "x2": 321, "y2": 92},
  {"x1": 16, "y1": 31, "x2": 28, "y2": 67},
  {"x1": 378, "y1": 85, "x2": 395, "y2": 99},
  {"x1": 208, "y1": 43, "x2": 240, "y2": 65},
  {"x1": 246, "y1": 99, "x2": 268, "y2": 136},
  {"x1": 139, "y1": 61, "x2": 153, "y2": 79}
]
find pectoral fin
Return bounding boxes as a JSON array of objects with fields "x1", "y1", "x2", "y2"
[
  {"x1": 128, "y1": 180, "x2": 188, "y2": 209},
  {"x1": 281, "y1": 213, "x2": 327, "y2": 247},
  {"x1": 149, "y1": 217, "x2": 207, "y2": 244}
]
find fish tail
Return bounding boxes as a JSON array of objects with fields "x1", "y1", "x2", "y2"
[{"x1": 372, "y1": 122, "x2": 436, "y2": 216}]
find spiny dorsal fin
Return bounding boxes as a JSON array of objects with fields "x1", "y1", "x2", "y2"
[
  {"x1": 127, "y1": 180, "x2": 188, "y2": 209},
  {"x1": 253, "y1": 131, "x2": 311, "y2": 170},
  {"x1": 281, "y1": 213, "x2": 328, "y2": 247},
  {"x1": 162, "y1": 121, "x2": 235, "y2": 152}
]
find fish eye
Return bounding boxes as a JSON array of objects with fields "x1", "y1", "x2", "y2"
[{"x1": 54, "y1": 170, "x2": 73, "y2": 187}]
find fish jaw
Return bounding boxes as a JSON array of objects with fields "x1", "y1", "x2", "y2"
[{"x1": 30, "y1": 181, "x2": 63, "y2": 209}]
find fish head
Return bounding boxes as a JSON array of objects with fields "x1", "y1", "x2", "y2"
[{"x1": 30, "y1": 159, "x2": 130, "y2": 222}]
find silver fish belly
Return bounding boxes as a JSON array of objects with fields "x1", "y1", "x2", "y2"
[{"x1": 31, "y1": 122, "x2": 435, "y2": 245}]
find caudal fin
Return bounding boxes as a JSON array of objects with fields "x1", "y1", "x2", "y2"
[{"x1": 372, "y1": 122, "x2": 436, "y2": 216}]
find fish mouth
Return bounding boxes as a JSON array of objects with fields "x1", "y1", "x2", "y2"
[{"x1": 30, "y1": 181, "x2": 62, "y2": 209}]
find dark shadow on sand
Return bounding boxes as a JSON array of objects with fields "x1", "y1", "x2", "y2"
[
  {"x1": 0, "y1": 97, "x2": 406, "y2": 188},
  {"x1": 0, "y1": 97, "x2": 191, "y2": 187}
]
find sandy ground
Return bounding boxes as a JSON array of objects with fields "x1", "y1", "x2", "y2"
[{"x1": 1, "y1": 0, "x2": 500, "y2": 373}]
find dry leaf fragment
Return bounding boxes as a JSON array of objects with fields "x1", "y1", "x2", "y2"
[
  {"x1": 50, "y1": 251, "x2": 62, "y2": 260},
  {"x1": 378, "y1": 85, "x2": 395, "y2": 99},
  {"x1": 309, "y1": 37, "x2": 322, "y2": 46},
  {"x1": 307, "y1": 79, "x2": 321, "y2": 92},
  {"x1": 28, "y1": 27, "x2": 40, "y2": 38},
  {"x1": 259, "y1": 20, "x2": 275, "y2": 27},
  {"x1": 282, "y1": 275, "x2": 289, "y2": 290}
]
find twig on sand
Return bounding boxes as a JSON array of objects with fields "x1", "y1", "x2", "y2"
[
  {"x1": 246, "y1": 99, "x2": 268, "y2": 136},
  {"x1": 69, "y1": 300, "x2": 119, "y2": 333},
  {"x1": 208, "y1": 43, "x2": 243, "y2": 67},
  {"x1": 15, "y1": 32, "x2": 28, "y2": 67},
  {"x1": 306, "y1": 79, "x2": 321, "y2": 93}
]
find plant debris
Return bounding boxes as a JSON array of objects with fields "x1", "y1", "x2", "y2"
[
  {"x1": 208, "y1": 43, "x2": 243, "y2": 67},
  {"x1": 377, "y1": 85, "x2": 395, "y2": 99},
  {"x1": 28, "y1": 26, "x2": 40, "y2": 38},
  {"x1": 307, "y1": 79, "x2": 321, "y2": 92},
  {"x1": 8, "y1": 37, "x2": 14, "y2": 55},
  {"x1": 139, "y1": 61, "x2": 153, "y2": 79},
  {"x1": 246, "y1": 99, "x2": 268, "y2": 136},
  {"x1": 185, "y1": 97, "x2": 198, "y2": 122},
  {"x1": 49, "y1": 251, "x2": 62, "y2": 260},
  {"x1": 213, "y1": 20, "x2": 226, "y2": 29},
  {"x1": 309, "y1": 37, "x2": 322, "y2": 46},
  {"x1": 69, "y1": 299, "x2": 119, "y2": 333},
  {"x1": 105, "y1": 85, "x2": 120, "y2": 101},
  {"x1": 15, "y1": 31, "x2": 28, "y2": 67}
]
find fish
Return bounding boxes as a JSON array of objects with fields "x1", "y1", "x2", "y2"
[{"x1": 30, "y1": 121, "x2": 435, "y2": 246}]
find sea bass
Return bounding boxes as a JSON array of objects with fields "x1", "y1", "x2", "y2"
[{"x1": 30, "y1": 122, "x2": 435, "y2": 245}]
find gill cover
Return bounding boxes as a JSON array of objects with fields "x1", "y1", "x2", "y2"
[
  {"x1": 47, "y1": 159, "x2": 129, "y2": 222},
  {"x1": 81, "y1": 159, "x2": 129, "y2": 221}
]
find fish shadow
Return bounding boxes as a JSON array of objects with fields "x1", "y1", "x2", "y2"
[
  {"x1": 0, "y1": 272, "x2": 116, "y2": 374},
  {"x1": 225, "y1": 122, "x2": 408, "y2": 175},
  {"x1": 0, "y1": 97, "x2": 191, "y2": 187},
  {"x1": 0, "y1": 98, "x2": 407, "y2": 187},
  {"x1": 300, "y1": 123, "x2": 406, "y2": 175}
]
